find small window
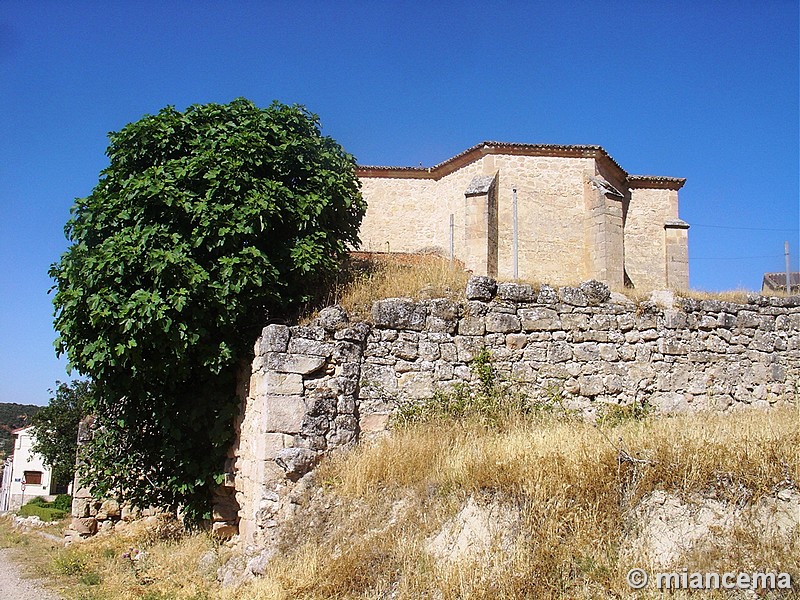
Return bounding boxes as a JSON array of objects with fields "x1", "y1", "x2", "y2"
[{"x1": 23, "y1": 471, "x2": 42, "y2": 485}]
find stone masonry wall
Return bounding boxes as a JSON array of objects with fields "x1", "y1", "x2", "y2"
[{"x1": 230, "y1": 277, "x2": 800, "y2": 550}]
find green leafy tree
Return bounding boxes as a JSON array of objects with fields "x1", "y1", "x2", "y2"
[
  {"x1": 30, "y1": 380, "x2": 90, "y2": 488},
  {"x1": 49, "y1": 98, "x2": 365, "y2": 519}
]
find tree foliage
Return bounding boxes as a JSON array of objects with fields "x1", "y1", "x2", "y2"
[
  {"x1": 0, "y1": 403, "x2": 40, "y2": 460},
  {"x1": 30, "y1": 380, "x2": 89, "y2": 487},
  {"x1": 49, "y1": 98, "x2": 365, "y2": 518}
]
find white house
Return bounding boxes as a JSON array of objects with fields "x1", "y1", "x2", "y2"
[{"x1": 0, "y1": 426, "x2": 59, "y2": 511}]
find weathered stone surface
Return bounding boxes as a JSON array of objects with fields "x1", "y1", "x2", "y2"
[
  {"x1": 465, "y1": 276, "x2": 497, "y2": 301},
  {"x1": 258, "y1": 324, "x2": 290, "y2": 354},
  {"x1": 497, "y1": 282, "x2": 535, "y2": 302},
  {"x1": 559, "y1": 286, "x2": 588, "y2": 306},
  {"x1": 398, "y1": 372, "x2": 435, "y2": 398},
  {"x1": 287, "y1": 338, "x2": 334, "y2": 357},
  {"x1": 458, "y1": 316, "x2": 485, "y2": 336},
  {"x1": 334, "y1": 321, "x2": 371, "y2": 343},
  {"x1": 519, "y1": 307, "x2": 559, "y2": 331},
  {"x1": 230, "y1": 284, "x2": 800, "y2": 552},
  {"x1": 72, "y1": 517, "x2": 98, "y2": 535},
  {"x1": 275, "y1": 448, "x2": 319, "y2": 477},
  {"x1": 266, "y1": 353, "x2": 326, "y2": 375},
  {"x1": 260, "y1": 372, "x2": 303, "y2": 396},
  {"x1": 316, "y1": 305, "x2": 349, "y2": 331},
  {"x1": 579, "y1": 280, "x2": 611, "y2": 305},
  {"x1": 263, "y1": 395, "x2": 307, "y2": 433},
  {"x1": 372, "y1": 298, "x2": 427, "y2": 330},
  {"x1": 426, "y1": 298, "x2": 460, "y2": 320},
  {"x1": 485, "y1": 312, "x2": 521, "y2": 333}
]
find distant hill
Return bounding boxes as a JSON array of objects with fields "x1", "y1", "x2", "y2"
[{"x1": 0, "y1": 403, "x2": 40, "y2": 460}]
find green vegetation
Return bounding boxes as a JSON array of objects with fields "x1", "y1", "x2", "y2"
[
  {"x1": 31, "y1": 380, "x2": 89, "y2": 488},
  {"x1": 0, "y1": 402, "x2": 39, "y2": 459},
  {"x1": 17, "y1": 496, "x2": 69, "y2": 521},
  {"x1": 394, "y1": 348, "x2": 568, "y2": 426},
  {"x1": 49, "y1": 98, "x2": 366, "y2": 519}
]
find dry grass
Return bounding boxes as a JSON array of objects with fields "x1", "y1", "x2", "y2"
[
  {"x1": 234, "y1": 406, "x2": 799, "y2": 599},
  {"x1": 310, "y1": 255, "x2": 784, "y2": 324},
  {"x1": 324, "y1": 254, "x2": 469, "y2": 320},
  {"x1": 0, "y1": 515, "x2": 227, "y2": 600},
  {"x1": 2, "y1": 407, "x2": 797, "y2": 599}
]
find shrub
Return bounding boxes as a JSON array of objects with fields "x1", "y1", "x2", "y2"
[
  {"x1": 52, "y1": 494, "x2": 73, "y2": 512},
  {"x1": 18, "y1": 503, "x2": 67, "y2": 521}
]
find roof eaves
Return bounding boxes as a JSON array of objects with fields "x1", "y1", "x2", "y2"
[
  {"x1": 628, "y1": 175, "x2": 686, "y2": 190},
  {"x1": 356, "y1": 141, "x2": 630, "y2": 180}
]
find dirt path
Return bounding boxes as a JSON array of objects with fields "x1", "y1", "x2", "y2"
[{"x1": 0, "y1": 547, "x2": 62, "y2": 599}]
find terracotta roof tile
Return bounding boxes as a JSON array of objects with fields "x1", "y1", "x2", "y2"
[{"x1": 357, "y1": 141, "x2": 683, "y2": 189}]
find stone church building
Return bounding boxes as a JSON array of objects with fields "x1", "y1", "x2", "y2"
[{"x1": 357, "y1": 142, "x2": 689, "y2": 290}]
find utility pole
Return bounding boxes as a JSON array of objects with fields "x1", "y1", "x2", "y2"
[
  {"x1": 449, "y1": 214, "x2": 454, "y2": 264},
  {"x1": 512, "y1": 187, "x2": 519, "y2": 279},
  {"x1": 785, "y1": 241, "x2": 791, "y2": 293}
]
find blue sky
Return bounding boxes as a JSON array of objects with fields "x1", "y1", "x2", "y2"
[{"x1": 1, "y1": 1, "x2": 798, "y2": 405}]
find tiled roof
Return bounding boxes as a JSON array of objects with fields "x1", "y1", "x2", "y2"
[
  {"x1": 357, "y1": 141, "x2": 685, "y2": 189},
  {"x1": 762, "y1": 272, "x2": 800, "y2": 292}
]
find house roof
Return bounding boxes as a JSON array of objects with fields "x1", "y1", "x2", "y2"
[
  {"x1": 762, "y1": 272, "x2": 800, "y2": 291},
  {"x1": 10, "y1": 425, "x2": 34, "y2": 435},
  {"x1": 357, "y1": 141, "x2": 686, "y2": 190}
]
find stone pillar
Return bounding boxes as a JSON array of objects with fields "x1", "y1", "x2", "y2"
[
  {"x1": 234, "y1": 308, "x2": 367, "y2": 549},
  {"x1": 665, "y1": 219, "x2": 690, "y2": 289},
  {"x1": 585, "y1": 176, "x2": 625, "y2": 288},
  {"x1": 463, "y1": 173, "x2": 498, "y2": 277},
  {"x1": 66, "y1": 416, "x2": 98, "y2": 540}
]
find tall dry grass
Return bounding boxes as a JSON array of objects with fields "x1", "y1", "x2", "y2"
[
  {"x1": 324, "y1": 254, "x2": 470, "y2": 320},
  {"x1": 234, "y1": 406, "x2": 799, "y2": 599},
  {"x1": 2, "y1": 407, "x2": 796, "y2": 599}
]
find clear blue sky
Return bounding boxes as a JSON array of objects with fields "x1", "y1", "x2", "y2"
[{"x1": 1, "y1": 1, "x2": 798, "y2": 405}]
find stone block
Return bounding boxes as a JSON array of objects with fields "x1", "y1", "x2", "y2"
[
  {"x1": 266, "y1": 353, "x2": 326, "y2": 375},
  {"x1": 426, "y1": 298, "x2": 460, "y2": 320},
  {"x1": 578, "y1": 375, "x2": 604, "y2": 396},
  {"x1": 398, "y1": 372, "x2": 435, "y2": 398},
  {"x1": 559, "y1": 286, "x2": 588, "y2": 307},
  {"x1": 360, "y1": 363, "x2": 398, "y2": 394},
  {"x1": 466, "y1": 276, "x2": 497, "y2": 301},
  {"x1": 579, "y1": 280, "x2": 611, "y2": 305},
  {"x1": 458, "y1": 316, "x2": 485, "y2": 336},
  {"x1": 537, "y1": 285, "x2": 558, "y2": 304},
  {"x1": 258, "y1": 325, "x2": 290, "y2": 354},
  {"x1": 505, "y1": 333, "x2": 528, "y2": 349},
  {"x1": 497, "y1": 282, "x2": 535, "y2": 302},
  {"x1": 288, "y1": 338, "x2": 334, "y2": 357},
  {"x1": 334, "y1": 321, "x2": 371, "y2": 343},
  {"x1": 392, "y1": 341, "x2": 418, "y2": 361},
  {"x1": 426, "y1": 316, "x2": 457, "y2": 333},
  {"x1": 72, "y1": 517, "x2": 98, "y2": 535},
  {"x1": 275, "y1": 448, "x2": 319, "y2": 477},
  {"x1": 455, "y1": 336, "x2": 485, "y2": 362},
  {"x1": 519, "y1": 308, "x2": 559, "y2": 331},
  {"x1": 71, "y1": 497, "x2": 91, "y2": 518},
  {"x1": 100, "y1": 499, "x2": 121, "y2": 518},
  {"x1": 372, "y1": 298, "x2": 427, "y2": 330},
  {"x1": 261, "y1": 372, "x2": 303, "y2": 396},
  {"x1": 419, "y1": 341, "x2": 441, "y2": 361},
  {"x1": 263, "y1": 396, "x2": 307, "y2": 433},
  {"x1": 317, "y1": 305, "x2": 349, "y2": 331},
  {"x1": 359, "y1": 413, "x2": 390, "y2": 433},
  {"x1": 546, "y1": 342, "x2": 572, "y2": 363},
  {"x1": 485, "y1": 312, "x2": 521, "y2": 333}
]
